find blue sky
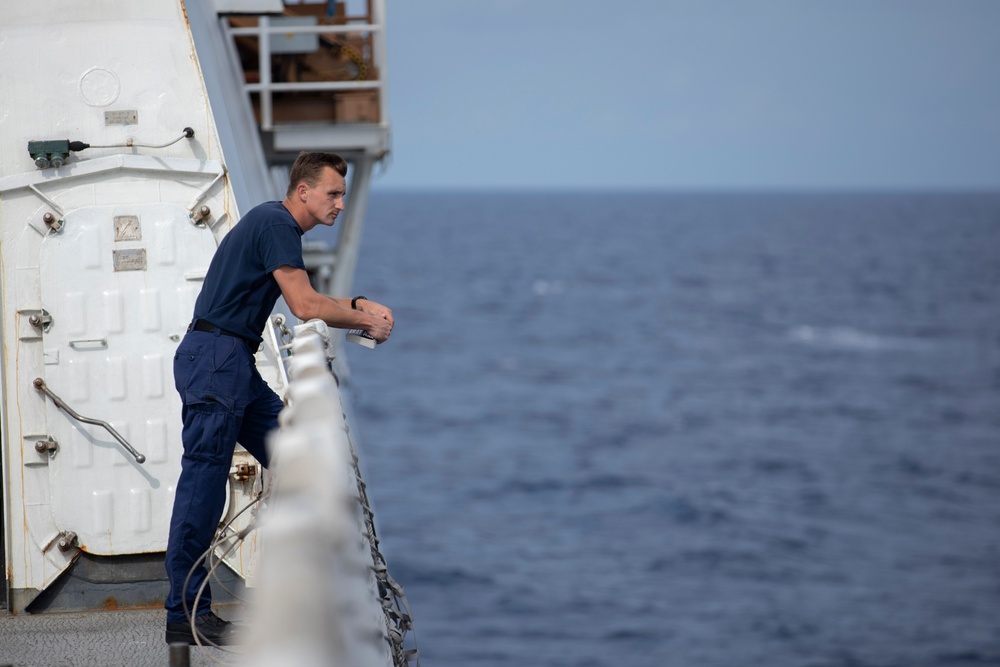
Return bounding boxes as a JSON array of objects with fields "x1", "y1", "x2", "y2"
[{"x1": 374, "y1": 1, "x2": 1000, "y2": 191}]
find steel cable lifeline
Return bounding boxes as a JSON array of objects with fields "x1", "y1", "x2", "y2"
[{"x1": 342, "y1": 405, "x2": 420, "y2": 667}]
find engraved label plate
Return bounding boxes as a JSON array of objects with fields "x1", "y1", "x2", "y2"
[
  {"x1": 113, "y1": 248, "x2": 147, "y2": 272},
  {"x1": 104, "y1": 109, "x2": 138, "y2": 125},
  {"x1": 114, "y1": 215, "x2": 141, "y2": 241}
]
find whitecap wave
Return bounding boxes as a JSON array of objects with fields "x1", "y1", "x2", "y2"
[
  {"x1": 787, "y1": 325, "x2": 923, "y2": 351},
  {"x1": 532, "y1": 279, "x2": 566, "y2": 296}
]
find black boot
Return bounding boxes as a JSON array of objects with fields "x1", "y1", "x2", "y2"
[{"x1": 165, "y1": 610, "x2": 241, "y2": 646}]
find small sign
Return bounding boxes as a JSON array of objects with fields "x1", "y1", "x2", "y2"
[
  {"x1": 104, "y1": 109, "x2": 138, "y2": 126},
  {"x1": 114, "y1": 215, "x2": 141, "y2": 241},
  {"x1": 113, "y1": 248, "x2": 147, "y2": 272}
]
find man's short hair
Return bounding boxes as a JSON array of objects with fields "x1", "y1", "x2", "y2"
[{"x1": 286, "y1": 151, "x2": 348, "y2": 197}]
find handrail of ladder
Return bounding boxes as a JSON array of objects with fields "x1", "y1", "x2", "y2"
[{"x1": 223, "y1": 8, "x2": 388, "y2": 131}]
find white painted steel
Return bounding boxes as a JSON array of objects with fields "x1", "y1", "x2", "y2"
[
  {"x1": 259, "y1": 16, "x2": 275, "y2": 131},
  {"x1": 0, "y1": 156, "x2": 226, "y2": 200},
  {"x1": 245, "y1": 323, "x2": 392, "y2": 667},
  {"x1": 39, "y1": 203, "x2": 216, "y2": 555},
  {"x1": 330, "y1": 154, "x2": 373, "y2": 298},
  {"x1": 371, "y1": 0, "x2": 391, "y2": 138},
  {"x1": 212, "y1": 0, "x2": 283, "y2": 14},
  {"x1": 270, "y1": 123, "x2": 390, "y2": 155},
  {"x1": 187, "y1": 1, "x2": 282, "y2": 210},
  {"x1": 0, "y1": 0, "x2": 252, "y2": 603},
  {"x1": 0, "y1": 4, "x2": 232, "y2": 181},
  {"x1": 264, "y1": 17, "x2": 319, "y2": 55},
  {"x1": 245, "y1": 80, "x2": 382, "y2": 92},
  {"x1": 0, "y1": 0, "x2": 393, "y2": 614},
  {"x1": 229, "y1": 23, "x2": 383, "y2": 35}
]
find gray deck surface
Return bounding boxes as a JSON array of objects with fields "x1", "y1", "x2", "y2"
[{"x1": 0, "y1": 608, "x2": 245, "y2": 667}]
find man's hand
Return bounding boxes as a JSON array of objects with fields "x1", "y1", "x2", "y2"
[
  {"x1": 358, "y1": 299, "x2": 394, "y2": 343},
  {"x1": 357, "y1": 299, "x2": 394, "y2": 327},
  {"x1": 366, "y1": 315, "x2": 393, "y2": 343}
]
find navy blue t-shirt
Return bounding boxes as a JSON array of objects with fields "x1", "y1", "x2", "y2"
[{"x1": 193, "y1": 201, "x2": 305, "y2": 342}]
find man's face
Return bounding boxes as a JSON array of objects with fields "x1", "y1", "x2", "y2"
[{"x1": 302, "y1": 166, "x2": 347, "y2": 227}]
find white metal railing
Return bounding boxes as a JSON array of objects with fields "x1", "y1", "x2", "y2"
[
  {"x1": 244, "y1": 320, "x2": 393, "y2": 667},
  {"x1": 224, "y1": 4, "x2": 389, "y2": 131}
]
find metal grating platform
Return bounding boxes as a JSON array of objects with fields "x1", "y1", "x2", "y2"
[{"x1": 0, "y1": 608, "x2": 243, "y2": 667}]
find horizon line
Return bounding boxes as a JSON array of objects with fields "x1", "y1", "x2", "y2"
[{"x1": 367, "y1": 184, "x2": 1000, "y2": 195}]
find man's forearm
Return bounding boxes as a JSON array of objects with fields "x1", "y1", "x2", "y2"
[
  {"x1": 273, "y1": 267, "x2": 391, "y2": 341},
  {"x1": 318, "y1": 295, "x2": 377, "y2": 329}
]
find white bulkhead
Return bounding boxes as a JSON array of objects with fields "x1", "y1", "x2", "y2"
[{"x1": 0, "y1": 1, "x2": 273, "y2": 606}]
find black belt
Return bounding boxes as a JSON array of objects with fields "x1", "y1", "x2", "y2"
[{"x1": 189, "y1": 319, "x2": 260, "y2": 354}]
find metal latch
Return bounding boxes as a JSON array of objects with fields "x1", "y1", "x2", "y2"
[
  {"x1": 234, "y1": 462, "x2": 256, "y2": 482},
  {"x1": 57, "y1": 531, "x2": 78, "y2": 552},
  {"x1": 28, "y1": 310, "x2": 53, "y2": 332},
  {"x1": 34, "y1": 438, "x2": 58, "y2": 456}
]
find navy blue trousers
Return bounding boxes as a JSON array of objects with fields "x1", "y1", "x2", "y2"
[{"x1": 164, "y1": 329, "x2": 283, "y2": 623}]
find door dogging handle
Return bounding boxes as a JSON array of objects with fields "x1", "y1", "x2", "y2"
[{"x1": 33, "y1": 378, "x2": 146, "y2": 464}]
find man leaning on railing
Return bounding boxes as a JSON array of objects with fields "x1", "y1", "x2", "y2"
[{"x1": 163, "y1": 151, "x2": 393, "y2": 646}]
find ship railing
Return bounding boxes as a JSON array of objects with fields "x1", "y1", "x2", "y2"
[
  {"x1": 243, "y1": 319, "x2": 415, "y2": 667},
  {"x1": 223, "y1": 0, "x2": 389, "y2": 132}
]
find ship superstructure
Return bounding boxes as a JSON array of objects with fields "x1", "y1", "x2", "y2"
[{"x1": 0, "y1": 2, "x2": 401, "y2": 657}]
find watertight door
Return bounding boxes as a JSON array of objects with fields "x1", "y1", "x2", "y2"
[{"x1": 38, "y1": 203, "x2": 216, "y2": 555}]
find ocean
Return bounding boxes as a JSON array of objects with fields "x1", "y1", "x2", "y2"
[{"x1": 330, "y1": 191, "x2": 1000, "y2": 667}]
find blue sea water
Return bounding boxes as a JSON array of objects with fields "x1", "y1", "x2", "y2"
[{"x1": 334, "y1": 191, "x2": 1000, "y2": 667}]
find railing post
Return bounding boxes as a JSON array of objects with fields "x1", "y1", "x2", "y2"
[
  {"x1": 259, "y1": 15, "x2": 272, "y2": 130},
  {"x1": 372, "y1": 0, "x2": 389, "y2": 127}
]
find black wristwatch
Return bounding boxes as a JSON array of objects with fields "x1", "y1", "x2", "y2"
[{"x1": 351, "y1": 295, "x2": 368, "y2": 310}]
